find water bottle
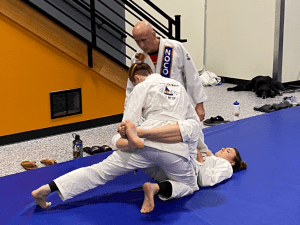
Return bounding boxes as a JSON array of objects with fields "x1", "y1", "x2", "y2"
[
  {"x1": 73, "y1": 133, "x2": 83, "y2": 159},
  {"x1": 233, "y1": 101, "x2": 240, "y2": 121}
]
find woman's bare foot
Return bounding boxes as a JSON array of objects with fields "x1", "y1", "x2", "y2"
[
  {"x1": 141, "y1": 182, "x2": 159, "y2": 213},
  {"x1": 125, "y1": 122, "x2": 144, "y2": 149},
  {"x1": 31, "y1": 184, "x2": 52, "y2": 208},
  {"x1": 119, "y1": 125, "x2": 127, "y2": 138},
  {"x1": 118, "y1": 121, "x2": 127, "y2": 138}
]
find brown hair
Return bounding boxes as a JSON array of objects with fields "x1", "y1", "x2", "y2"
[
  {"x1": 232, "y1": 148, "x2": 247, "y2": 171},
  {"x1": 128, "y1": 53, "x2": 152, "y2": 83}
]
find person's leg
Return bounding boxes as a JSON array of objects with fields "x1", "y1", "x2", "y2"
[
  {"x1": 155, "y1": 151, "x2": 199, "y2": 200},
  {"x1": 141, "y1": 166, "x2": 168, "y2": 183},
  {"x1": 31, "y1": 181, "x2": 59, "y2": 208},
  {"x1": 140, "y1": 181, "x2": 172, "y2": 213},
  {"x1": 32, "y1": 150, "x2": 155, "y2": 208}
]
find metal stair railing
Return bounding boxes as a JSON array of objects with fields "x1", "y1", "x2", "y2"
[{"x1": 22, "y1": 0, "x2": 186, "y2": 69}]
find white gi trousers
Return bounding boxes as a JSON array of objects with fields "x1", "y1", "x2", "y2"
[{"x1": 54, "y1": 147, "x2": 199, "y2": 202}]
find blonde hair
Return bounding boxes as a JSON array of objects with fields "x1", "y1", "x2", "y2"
[{"x1": 128, "y1": 53, "x2": 153, "y2": 83}]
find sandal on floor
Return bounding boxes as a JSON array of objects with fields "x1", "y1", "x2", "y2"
[
  {"x1": 270, "y1": 102, "x2": 290, "y2": 111},
  {"x1": 203, "y1": 116, "x2": 230, "y2": 126},
  {"x1": 21, "y1": 161, "x2": 38, "y2": 170},
  {"x1": 100, "y1": 145, "x2": 112, "y2": 152},
  {"x1": 254, "y1": 104, "x2": 276, "y2": 113},
  {"x1": 83, "y1": 145, "x2": 112, "y2": 155},
  {"x1": 40, "y1": 159, "x2": 57, "y2": 166},
  {"x1": 282, "y1": 100, "x2": 293, "y2": 108}
]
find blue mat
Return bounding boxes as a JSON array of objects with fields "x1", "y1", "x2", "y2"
[{"x1": 1, "y1": 107, "x2": 299, "y2": 225}]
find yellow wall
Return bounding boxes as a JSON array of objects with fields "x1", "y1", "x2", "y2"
[{"x1": 0, "y1": 3, "x2": 126, "y2": 137}]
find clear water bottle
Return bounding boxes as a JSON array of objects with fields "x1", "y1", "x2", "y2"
[
  {"x1": 73, "y1": 133, "x2": 83, "y2": 159},
  {"x1": 233, "y1": 101, "x2": 240, "y2": 121}
]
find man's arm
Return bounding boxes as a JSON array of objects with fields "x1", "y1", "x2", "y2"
[
  {"x1": 195, "y1": 102, "x2": 205, "y2": 122},
  {"x1": 180, "y1": 45, "x2": 207, "y2": 104},
  {"x1": 133, "y1": 117, "x2": 200, "y2": 145},
  {"x1": 196, "y1": 148, "x2": 205, "y2": 163},
  {"x1": 137, "y1": 123, "x2": 183, "y2": 143},
  {"x1": 180, "y1": 45, "x2": 207, "y2": 121}
]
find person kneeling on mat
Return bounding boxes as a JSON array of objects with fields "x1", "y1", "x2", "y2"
[
  {"x1": 31, "y1": 54, "x2": 201, "y2": 213},
  {"x1": 117, "y1": 120, "x2": 247, "y2": 212}
]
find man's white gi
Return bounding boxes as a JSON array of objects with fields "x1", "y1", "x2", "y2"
[
  {"x1": 127, "y1": 36, "x2": 207, "y2": 105},
  {"x1": 54, "y1": 74, "x2": 200, "y2": 202},
  {"x1": 128, "y1": 36, "x2": 208, "y2": 152}
]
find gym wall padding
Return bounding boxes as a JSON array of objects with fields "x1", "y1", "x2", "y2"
[{"x1": 0, "y1": 0, "x2": 127, "y2": 137}]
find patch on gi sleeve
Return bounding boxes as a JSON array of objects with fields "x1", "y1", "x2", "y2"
[{"x1": 186, "y1": 54, "x2": 190, "y2": 60}]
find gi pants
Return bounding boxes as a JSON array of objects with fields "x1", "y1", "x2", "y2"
[{"x1": 54, "y1": 147, "x2": 199, "y2": 201}]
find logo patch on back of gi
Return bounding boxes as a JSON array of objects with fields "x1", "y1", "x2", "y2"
[
  {"x1": 164, "y1": 86, "x2": 173, "y2": 96},
  {"x1": 160, "y1": 84, "x2": 179, "y2": 100},
  {"x1": 160, "y1": 46, "x2": 173, "y2": 78}
]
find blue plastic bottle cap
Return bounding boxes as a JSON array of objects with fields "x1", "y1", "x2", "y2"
[{"x1": 234, "y1": 101, "x2": 239, "y2": 105}]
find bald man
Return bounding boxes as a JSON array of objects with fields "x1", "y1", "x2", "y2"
[
  {"x1": 126, "y1": 21, "x2": 207, "y2": 122},
  {"x1": 126, "y1": 21, "x2": 208, "y2": 154}
]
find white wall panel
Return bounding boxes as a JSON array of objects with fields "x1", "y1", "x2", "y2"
[
  {"x1": 282, "y1": 0, "x2": 300, "y2": 83},
  {"x1": 205, "y1": 0, "x2": 276, "y2": 80}
]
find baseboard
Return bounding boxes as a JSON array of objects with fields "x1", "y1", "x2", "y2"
[
  {"x1": 220, "y1": 76, "x2": 300, "y2": 87},
  {"x1": 283, "y1": 80, "x2": 300, "y2": 89},
  {"x1": 220, "y1": 77, "x2": 249, "y2": 85},
  {"x1": 0, "y1": 114, "x2": 123, "y2": 146}
]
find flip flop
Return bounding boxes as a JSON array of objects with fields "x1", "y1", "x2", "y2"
[
  {"x1": 21, "y1": 161, "x2": 38, "y2": 170},
  {"x1": 100, "y1": 145, "x2": 112, "y2": 152},
  {"x1": 83, "y1": 145, "x2": 112, "y2": 155},
  {"x1": 203, "y1": 116, "x2": 230, "y2": 126},
  {"x1": 254, "y1": 104, "x2": 276, "y2": 113},
  {"x1": 40, "y1": 159, "x2": 57, "y2": 166}
]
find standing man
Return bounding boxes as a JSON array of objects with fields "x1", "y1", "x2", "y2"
[{"x1": 127, "y1": 21, "x2": 207, "y2": 122}]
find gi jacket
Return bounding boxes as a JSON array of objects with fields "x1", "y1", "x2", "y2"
[
  {"x1": 127, "y1": 36, "x2": 207, "y2": 105},
  {"x1": 122, "y1": 74, "x2": 201, "y2": 160}
]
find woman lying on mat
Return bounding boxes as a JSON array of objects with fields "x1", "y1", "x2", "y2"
[{"x1": 117, "y1": 120, "x2": 247, "y2": 213}]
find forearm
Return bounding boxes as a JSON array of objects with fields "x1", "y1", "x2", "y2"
[
  {"x1": 137, "y1": 123, "x2": 183, "y2": 143},
  {"x1": 195, "y1": 102, "x2": 205, "y2": 122},
  {"x1": 196, "y1": 148, "x2": 205, "y2": 163}
]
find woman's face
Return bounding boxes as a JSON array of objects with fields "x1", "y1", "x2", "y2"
[{"x1": 215, "y1": 148, "x2": 236, "y2": 166}]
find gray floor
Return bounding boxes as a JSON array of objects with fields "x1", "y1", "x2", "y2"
[{"x1": 1, "y1": 83, "x2": 299, "y2": 177}]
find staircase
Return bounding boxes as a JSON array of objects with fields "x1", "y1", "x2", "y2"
[{"x1": 22, "y1": 0, "x2": 186, "y2": 69}]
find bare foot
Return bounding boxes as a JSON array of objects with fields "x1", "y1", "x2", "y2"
[
  {"x1": 119, "y1": 125, "x2": 127, "y2": 138},
  {"x1": 141, "y1": 182, "x2": 159, "y2": 213},
  {"x1": 125, "y1": 122, "x2": 144, "y2": 149},
  {"x1": 118, "y1": 122, "x2": 127, "y2": 138},
  {"x1": 31, "y1": 184, "x2": 52, "y2": 208}
]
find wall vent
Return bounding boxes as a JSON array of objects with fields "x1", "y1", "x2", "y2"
[{"x1": 50, "y1": 88, "x2": 82, "y2": 119}]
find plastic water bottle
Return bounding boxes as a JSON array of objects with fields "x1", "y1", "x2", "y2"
[
  {"x1": 73, "y1": 133, "x2": 83, "y2": 159},
  {"x1": 233, "y1": 101, "x2": 240, "y2": 121}
]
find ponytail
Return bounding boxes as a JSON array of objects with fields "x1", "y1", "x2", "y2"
[
  {"x1": 232, "y1": 148, "x2": 247, "y2": 171},
  {"x1": 128, "y1": 53, "x2": 153, "y2": 83}
]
